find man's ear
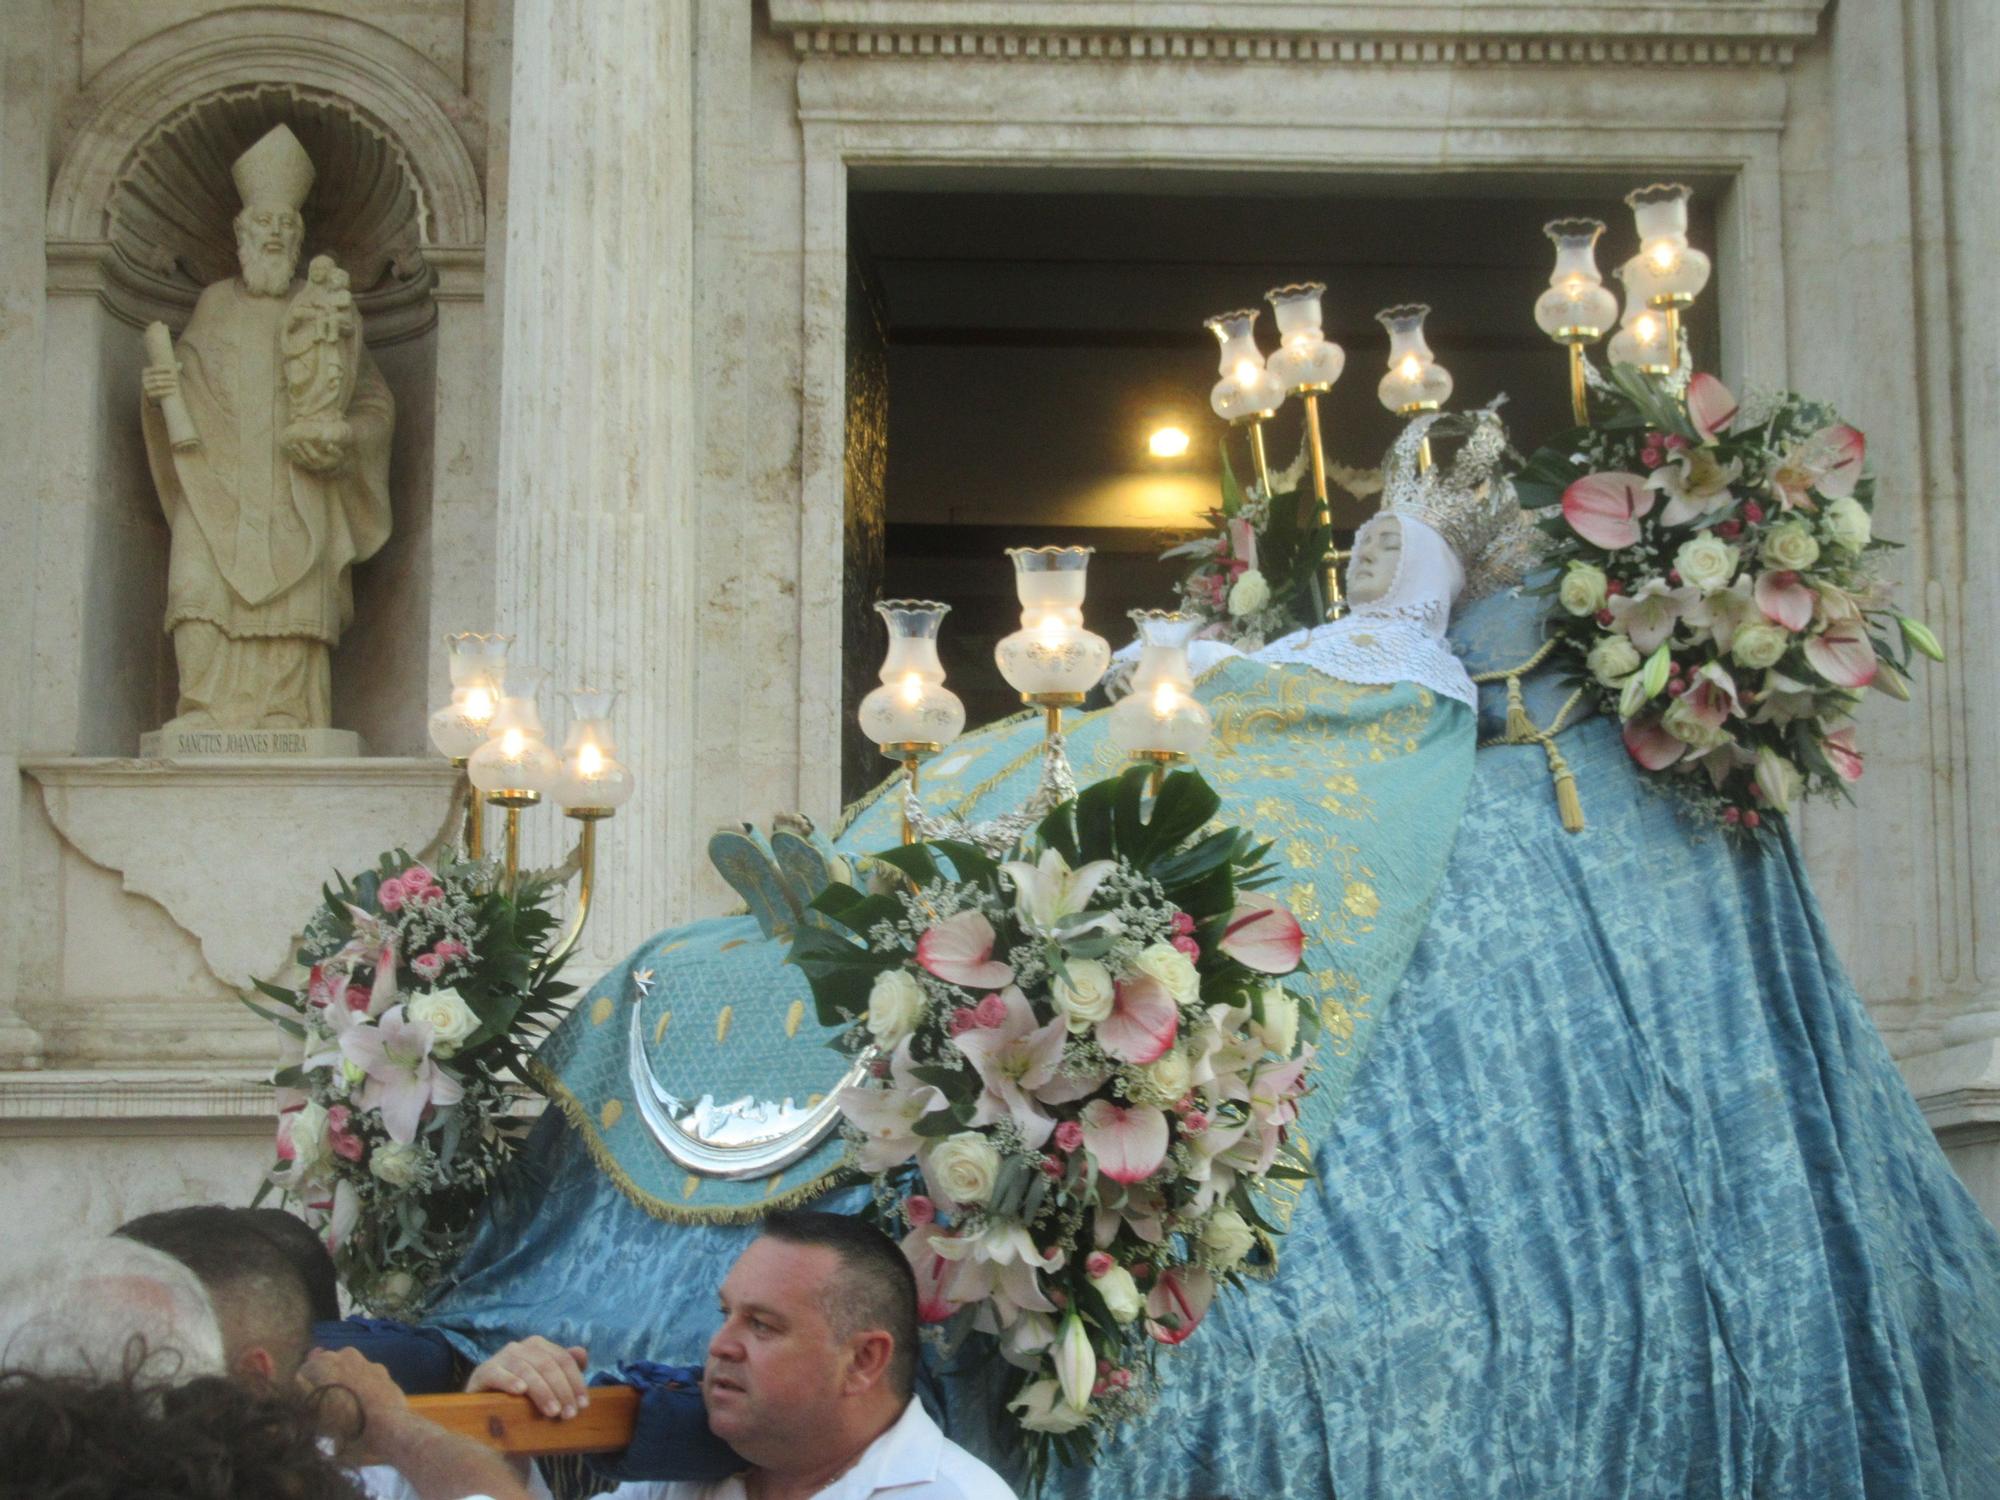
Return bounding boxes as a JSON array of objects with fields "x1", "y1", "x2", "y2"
[
  {"x1": 840, "y1": 1330, "x2": 895, "y2": 1395},
  {"x1": 235, "y1": 1345, "x2": 277, "y2": 1387}
]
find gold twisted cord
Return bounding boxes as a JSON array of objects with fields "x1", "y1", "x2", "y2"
[{"x1": 1468, "y1": 639, "x2": 1588, "y2": 833}]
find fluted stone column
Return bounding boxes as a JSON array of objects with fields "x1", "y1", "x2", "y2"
[{"x1": 494, "y1": 0, "x2": 698, "y2": 973}]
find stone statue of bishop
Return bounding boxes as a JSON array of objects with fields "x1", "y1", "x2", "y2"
[{"x1": 140, "y1": 124, "x2": 394, "y2": 737}]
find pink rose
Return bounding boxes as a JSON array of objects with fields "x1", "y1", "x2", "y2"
[
  {"x1": 411, "y1": 954, "x2": 444, "y2": 982},
  {"x1": 1054, "y1": 1120, "x2": 1085, "y2": 1153},
  {"x1": 1743, "y1": 500, "x2": 1766, "y2": 524},
  {"x1": 433, "y1": 940, "x2": 468, "y2": 962},
  {"x1": 1184, "y1": 1111, "x2": 1210, "y2": 1133},
  {"x1": 1170, "y1": 912, "x2": 1195, "y2": 938},
  {"x1": 1085, "y1": 1251, "x2": 1114, "y2": 1279},
  {"x1": 1664, "y1": 433, "x2": 1689, "y2": 451},
  {"x1": 949, "y1": 1008, "x2": 978, "y2": 1037},
  {"x1": 904, "y1": 1195, "x2": 936, "y2": 1226},
  {"x1": 401, "y1": 864, "x2": 435, "y2": 891},
  {"x1": 330, "y1": 1131, "x2": 365, "y2": 1163},
  {"x1": 344, "y1": 985, "x2": 372, "y2": 1013},
  {"x1": 1171, "y1": 935, "x2": 1201, "y2": 963},
  {"x1": 326, "y1": 1106, "x2": 351, "y2": 1133},
  {"x1": 1040, "y1": 1158, "x2": 1064, "y2": 1177},
  {"x1": 973, "y1": 994, "x2": 1008, "y2": 1029},
  {"x1": 377, "y1": 878, "x2": 406, "y2": 913}
]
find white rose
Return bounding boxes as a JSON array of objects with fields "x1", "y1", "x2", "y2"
[
  {"x1": 1050, "y1": 959, "x2": 1116, "y2": 1033},
  {"x1": 929, "y1": 1131, "x2": 1001, "y2": 1206},
  {"x1": 1558, "y1": 563, "x2": 1609, "y2": 617},
  {"x1": 405, "y1": 987, "x2": 479, "y2": 1057},
  {"x1": 1131, "y1": 943, "x2": 1200, "y2": 1007},
  {"x1": 1252, "y1": 988, "x2": 1298, "y2": 1056},
  {"x1": 1823, "y1": 496, "x2": 1872, "y2": 553},
  {"x1": 1587, "y1": 636, "x2": 1642, "y2": 687},
  {"x1": 374, "y1": 1271, "x2": 418, "y2": 1312},
  {"x1": 1755, "y1": 747, "x2": 1803, "y2": 813},
  {"x1": 1227, "y1": 569, "x2": 1271, "y2": 617},
  {"x1": 1201, "y1": 1208, "x2": 1257, "y2": 1271},
  {"x1": 1763, "y1": 520, "x2": 1821, "y2": 572},
  {"x1": 865, "y1": 969, "x2": 928, "y2": 1048},
  {"x1": 1090, "y1": 1263, "x2": 1144, "y2": 1324},
  {"x1": 1730, "y1": 620, "x2": 1790, "y2": 671},
  {"x1": 1144, "y1": 1047, "x2": 1192, "y2": 1101},
  {"x1": 284, "y1": 1099, "x2": 330, "y2": 1173},
  {"x1": 1662, "y1": 696, "x2": 1731, "y2": 751},
  {"x1": 1674, "y1": 532, "x2": 1740, "y2": 592},
  {"x1": 369, "y1": 1141, "x2": 426, "y2": 1188}
]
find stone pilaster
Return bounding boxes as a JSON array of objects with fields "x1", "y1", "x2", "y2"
[{"x1": 493, "y1": 0, "x2": 699, "y2": 973}]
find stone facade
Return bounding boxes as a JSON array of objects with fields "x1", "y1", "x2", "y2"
[{"x1": 2, "y1": 0, "x2": 1996, "y2": 1271}]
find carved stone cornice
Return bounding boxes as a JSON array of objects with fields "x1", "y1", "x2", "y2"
[
  {"x1": 769, "y1": 1, "x2": 1830, "y2": 67},
  {"x1": 0, "y1": 1069, "x2": 273, "y2": 1132}
]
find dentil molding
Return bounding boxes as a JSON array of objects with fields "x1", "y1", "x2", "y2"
[{"x1": 769, "y1": 0, "x2": 1831, "y2": 67}]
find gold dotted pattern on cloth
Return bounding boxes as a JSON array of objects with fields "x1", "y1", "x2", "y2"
[
  {"x1": 682, "y1": 1175, "x2": 700, "y2": 1201},
  {"x1": 591, "y1": 996, "x2": 614, "y2": 1027},
  {"x1": 718, "y1": 938, "x2": 748, "y2": 953},
  {"x1": 764, "y1": 1173, "x2": 786, "y2": 1198},
  {"x1": 785, "y1": 1000, "x2": 805, "y2": 1039},
  {"x1": 600, "y1": 1099, "x2": 624, "y2": 1130},
  {"x1": 715, "y1": 1005, "x2": 733, "y2": 1045}
]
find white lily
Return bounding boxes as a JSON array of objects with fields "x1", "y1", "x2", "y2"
[{"x1": 1000, "y1": 848, "x2": 1118, "y2": 939}]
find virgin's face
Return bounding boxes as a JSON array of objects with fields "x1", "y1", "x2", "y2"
[{"x1": 1345, "y1": 516, "x2": 1403, "y2": 604}]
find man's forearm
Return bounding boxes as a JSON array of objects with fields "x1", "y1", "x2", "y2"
[{"x1": 365, "y1": 1412, "x2": 536, "y2": 1500}]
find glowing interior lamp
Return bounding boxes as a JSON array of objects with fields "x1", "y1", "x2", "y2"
[
  {"x1": 994, "y1": 547, "x2": 1111, "y2": 703},
  {"x1": 555, "y1": 689, "x2": 636, "y2": 813},
  {"x1": 1263, "y1": 282, "x2": 1346, "y2": 393},
  {"x1": 1621, "y1": 183, "x2": 1711, "y2": 308},
  {"x1": 858, "y1": 600, "x2": 965, "y2": 752},
  {"x1": 1534, "y1": 219, "x2": 1619, "y2": 343},
  {"x1": 1375, "y1": 304, "x2": 1453, "y2": 414},
  {"x1": 427, "y1": 632, "x2": 513, "y2": 759},
  {"x1": 1148, "y1": 425, "x2": 1191, "y2": 459},
  {"x1": 1607, "y1": 274, "x2": 1675, "y2": 373},
  {"x1": 1203, "y1": 309, "x2": 1285, "y2": 422},
  {"x1": 1108, "y1": 610, "x2": 1212, "y2": 758},
  {"x1": 467, "y1": 677, "x2": 561, "y2": 800}
]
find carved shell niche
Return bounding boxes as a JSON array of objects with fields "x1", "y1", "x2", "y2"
[{"x1": 109, "y1": 84, "x2": 434, "y2": 339}]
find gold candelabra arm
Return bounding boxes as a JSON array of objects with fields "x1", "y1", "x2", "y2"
[
  {"x1": 540, "y1": 810, "x2": 607, "y2": 974},
  {"x1": 1567, "y1": 342, "x2": 1590, "y2": 427},
  {"x1": 1233, "y1": 413, "x2": 1276, "y2": 499},
  {"x1": 1300, "y1": 391, "x2": 1345, "y2": 622},
  {"x1": 486, "y1": 790, "x2": 541, "y2": 896}
]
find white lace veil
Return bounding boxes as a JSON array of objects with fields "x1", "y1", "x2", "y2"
[{"x1": 1249, "y1": 512, "x2": 1477, "y2": 709}]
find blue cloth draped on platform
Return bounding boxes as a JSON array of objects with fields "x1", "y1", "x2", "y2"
[{"x1": 427, "y1": 588, "x2": 2000, "y2": 1498}]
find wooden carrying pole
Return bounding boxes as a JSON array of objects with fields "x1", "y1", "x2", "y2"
[{"x1": 408, "y1": 1385, "x2": 640, "y2": 1456}]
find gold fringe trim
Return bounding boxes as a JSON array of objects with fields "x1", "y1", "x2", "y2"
[
  {"x1": 527, "y1": 1058, "x2": 849, "y2": 1226},
  {"x1": 1471, "y1": 640, "x2": 1587, "y2": 834}
]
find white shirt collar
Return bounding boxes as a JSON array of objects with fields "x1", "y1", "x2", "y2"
[{"x1": 818, "y1": 1397, "x2": 945, "y2": 1499}]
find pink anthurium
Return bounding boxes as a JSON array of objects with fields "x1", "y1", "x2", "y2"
[
  {"x1": 901, "y1": 1223, "x2": 966, "y2": 1324},
  {"x1": 916, "y1": 909, "x2": 1015, "y2": 991},
  {"x1": 1079, "y1": 1098, "x2": 1169, "y2": 1184},
  {"x1": 952, "y1": 986, "x2": 1066, "y2": 1148},
  {"x1": 1803, "y1": 623, "x2": 1879, "y2": 688},
  {"x1": 1216, "y1": 893, "x2": 1305, "y2": 975},
  {"x1": 1823, "y1": 725, "x2": 1865, "y2": 782},
  {"x1": 1097, "y1": 974, "x2": 1179, "y2": 1065},
  {"x1": 1686, "y1": 373, "x2": 1739, "y2": 442},
  {"x1": 1754, "y1": 570, "x2": 1815, "y2": 631},
  {"x1": 1562, "y1": 472, "x2": 1654, "y2": 550},
  {"x1": 1811, "y1": 425, "x2": 1866, "y2": 499},
  {"x1": 1144, "y1": 1266, "x2": 1216, "y2": 1346},
  {"x1": 1622, "y1": 714, "x2": 1688, "y2": 771}
]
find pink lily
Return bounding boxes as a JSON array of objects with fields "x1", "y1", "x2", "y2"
[
  {"x1": 1803, "y1": 623, "x2": 1878, "y2": 688},
  {"x1": 951, "y1": 986, "x2": 1066, "y2": 1148},
  {"x1": 1750, "y1": 670, "x2": 1821, "y2": 727},
  {"x1": 338, "y1": 1006, "x2": 463, "y2": 1145},
  {"x1": 1079, "y1": 1098, "x2": 1169, "y2": 1184},
  {"x1": 916, "y1": 910, "x2": 1014, "y2": 991},
  {"x1": 1098, "y1": 974, "x2": 1179, "y2": 1065},
  {"x1": 1623, "y1": 714, "x2": 1687, "y2": 771},
  {"x1": 1607, "y1": 579, "x2": 1699, "y2": 654},
  {"x1": 1649, "y1": 448, "x2": 1741, "y2": 527},
  {"x1": 1754, "y1": 571, "x2": 1815, "y2": 631},
  {"x1": 1686, "y1": 373, "x2": 1739, "y2": 442},
  {"x1": 901, "y1": 1223, "x2": 965, "y2": 1324},
  {"x1": 1697, "y1": 578, "x2": 1757, "y2": 653},
  {"x1": 835, "y1": 1038, "x2": 949, "y2": 1172},
  {"x1": 1216, "y1": 893, "x2": 1306, "y2": 975},
  {"x1": 1092, "y1": 1183, "x2": 1170, "y2": 1248},
  {"x1": 1562, "y1": 471, "x2": 1654, "y2": 549},
  {"x1": 1771, "y1": 424, "x2": 1866, "y2": 511},
  {"x1": 931, "y1": 1221, "x2": 1061, "y2": 1326},
  {"x1": 1144, "y1": 1266, "x2": 1216, "y2": 1346},
  {"x1": 1823, "y1": 725, "x2": 1865, "y2": 782}
]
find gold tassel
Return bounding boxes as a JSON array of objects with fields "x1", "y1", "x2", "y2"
[
  {"x1": 1544, "y1": 743, "x2": 1585, "y2": 833},
  {"x1": 1505, "y1": 675, "x2": 1534, "y2": 741}
]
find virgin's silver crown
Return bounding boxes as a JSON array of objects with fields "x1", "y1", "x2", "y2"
[{"x1": 1380, "y1": 407, "x2": 1541, "y2": 601}]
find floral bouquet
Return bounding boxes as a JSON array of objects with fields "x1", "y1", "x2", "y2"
[
  {"x1": 1514, "y1": 364, "x2": 1943, "y2": 833},
  {"x1": 789, "y1": 767, "x2": 1315, "y2": 1479},
  {"x1": 245, "y1": 853, "x2": 574, "y2": 1313}
]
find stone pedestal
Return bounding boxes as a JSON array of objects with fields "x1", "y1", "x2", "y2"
[{"x1": 493, "y1": 0, "x2": 699, "y2": 976}]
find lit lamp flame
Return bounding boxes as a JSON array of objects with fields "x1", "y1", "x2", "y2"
[
  {"x1": 1635, "y1": 313, "x2": 1660, "y2": 342},
  {"x1": 1650, "y1": 241, "x2": 1677, "y2": 271},
  {"x1": 576, "y1": 740, "x2": 604, "y2": 779},
  {"x1": 464, "y1": 685, "x2": 495, "y2": 723},
  {"x1": 899, "y1": 671, "x2": 924, "y2": 706},
  {"x1": 500, "y1": 726, "x2": 525, "y2": 759},
  {"x1": 1398, "y1": 354, "x2": 1422, "y2": 383},
  {"x1": 1036, "y1": 615, "x2": 1067, "y2": 649},
  {"x1": 1152, "y1": 681, "x2": 1179, "y2": 718}
]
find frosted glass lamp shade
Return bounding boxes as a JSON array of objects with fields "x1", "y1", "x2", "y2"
[
  {"x1": 1264, "y1": 282, "x2": 1346, "y2": 392},
  {"x1": 1621, "y1": 184, "x2": 1711, "y2": 305},
  {"x1": 467, "y1": 683, "x2": 560, "y2": 797},
  {"x1": 1204, "y1": 308, "x2": 1285, "y2": 421},
  {"x1": 1534, "y1": 219, "x2": 1620, "y2": 342},
  {"x1": 858, "y1": 600, "x2": 966, "y2": 750},
  {"x1": 427, "y1": 632, "x2": 512, "y2": 758},
  {"x1": 1108, "y1": 611, "x2": 1212, "y2": 757},
  {"x1": 555, "y1": 688, "x2": 637, "y2": 811},
  {"x1": 1375, "y1": 304, "x2": 1453, "y2": 412},
  {"x1": 1606, "y1": 283, "x2": 1673, "y2": 372},
  {"x1": 994, "y1": 548, "x2": 1111, "y2": 699}
]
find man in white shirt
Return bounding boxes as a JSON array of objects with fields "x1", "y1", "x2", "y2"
[{"x1": 576, "y1": 1209, "x2": 1014, "y2": 1500}]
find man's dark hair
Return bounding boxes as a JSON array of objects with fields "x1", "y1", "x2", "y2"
[
  {"x1": 758, "y1": 1210, "x2": 919, "y2": 1398},
  {"x1": 0, "y1": 1365, "x2": 363, "y2": 1500},
  {"x1": 115, "y1": 1207, "x2": 314, "y2": 1375},
  {"x1": 243, "y1": 1209, "x2": 342, "y2": 1323}
]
